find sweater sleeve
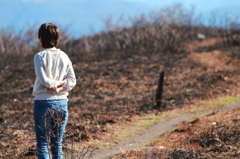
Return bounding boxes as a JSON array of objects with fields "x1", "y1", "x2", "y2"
[
  {"x1": 63, "y1": 62, "x2": 76, "y2": 91},
  {"x1": 62, "y1": 62, "x2": 76, "y2": 91},
  {"x1": 34, "y1": 54, "x2": 57, "y2": 88}
]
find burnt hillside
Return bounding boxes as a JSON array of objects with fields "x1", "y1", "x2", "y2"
[{"x1": 1, "y1": 4, "x2": 240, "y2": 158}]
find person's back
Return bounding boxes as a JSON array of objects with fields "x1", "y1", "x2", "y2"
[
  {"x1": 32, "y1": 23, "x2": 76, "y2": 159},
  {"x1": 33, "y1": 47, "x2": 75, "y2": 100}
]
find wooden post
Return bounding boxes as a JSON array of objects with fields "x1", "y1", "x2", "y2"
[{"x1": 156, "y1": 71, "x2": 164, "y2": 109}]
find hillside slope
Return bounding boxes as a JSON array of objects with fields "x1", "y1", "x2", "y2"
[{"x1": 0, "y1": 36, "x2": 240, "y2": 158}]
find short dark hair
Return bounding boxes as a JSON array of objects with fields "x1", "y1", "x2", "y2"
[{"x1": 38, "y1": 23, "x2": 60, "y2": 48}]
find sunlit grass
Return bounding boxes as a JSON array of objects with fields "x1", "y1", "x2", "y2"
[
  {"x1": 114, "y1": 107, "x2": 240, "y2": 159},
  {"x1": 113, "y1": 96, "x2": 240, "y2": 146},
  {"x1": 137, "y1": 116, "x2": 162, "y2": 128},
  {"x1": 159, "y1": 110, "x2": 178, "y2": 119},
  {"x1": 190, "y1": 96, "x2": 240, "y2": 113},
  {"x1": 114, "y1": 109, "x2": 180, "y2": 143},
  {"x1": 70, "y1": 95, "x2": 240, "y2": 157}
]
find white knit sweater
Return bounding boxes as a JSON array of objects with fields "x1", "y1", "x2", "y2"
[{"x1": 32, "y1": 47, "x2": 76, "y2": 100}]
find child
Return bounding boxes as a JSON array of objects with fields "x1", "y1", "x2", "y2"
[{"x1": 32, "y1": 23, "x2": 76, "y2": 159}]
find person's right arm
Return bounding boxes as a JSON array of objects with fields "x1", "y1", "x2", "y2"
[
  {"x1": 49, "y1": 60, "x2": 77, "y2": 93},
  {"x1": 47, "y1": 62, "x2": 76, "y2": 93},
  {"x1": 62, "y1": 62, "x2": 76, "y2": 91},
  {"x1": 34, "y1": 54, "x2": 63, "y2": 88},
  {"x1": 48, "y1": 83, "x2": 67, "y2": 94}
]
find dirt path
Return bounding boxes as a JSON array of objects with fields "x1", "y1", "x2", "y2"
[{"x1": 89, "y1": 101, "x2": 240, "y2": 159}]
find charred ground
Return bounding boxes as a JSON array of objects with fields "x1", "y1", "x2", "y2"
[
  {"x1": 1, "y1": 35, "x2": 240, "y2": 158},
  {"x1": 1, "y1": 5, "x2": 240, "y2": 158}
]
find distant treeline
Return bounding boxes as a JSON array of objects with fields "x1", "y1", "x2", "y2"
[{"x1": 0, "y1": 4, "x2": 240, "y2": 61}]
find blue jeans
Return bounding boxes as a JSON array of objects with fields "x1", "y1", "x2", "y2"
[{"x1": 34, "y1": 99, "x2": 68, "y2": 159}]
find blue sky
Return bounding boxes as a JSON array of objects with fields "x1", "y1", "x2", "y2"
[{"x1": 1, "y1": 0, "x2": 240, "y2": 38}]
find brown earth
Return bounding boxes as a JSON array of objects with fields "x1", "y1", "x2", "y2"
[
  {"x1": 0, "y1": 37, "x2": 240, "y2": 158},
  {"x1": 98, "y1": 102, "x2": 240, "y2": 159}
]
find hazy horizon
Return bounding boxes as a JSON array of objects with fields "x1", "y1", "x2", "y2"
[{"x1": 1, "y1": 0, "x2": 240, "y2": 38}]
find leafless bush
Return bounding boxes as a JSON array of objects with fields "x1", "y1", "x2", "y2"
[
  {"x1": 0, "y1": 25, "x2": 76, "y2": 57},
  {"x1": 0, "y1": 27, "x2": 39, "y2": 55},
  {"x1": 39, "y1": 108, "x2": 97, "y2": 159},
  {"x1": 1, "y1": 4, "x2": 239, "y2": 60},
  {"x1": 71, "y1": 4, "x2": 196, "y2": 56},
  {"x1": 220, "y1": 20, "x2": 240, "y2": 46}
]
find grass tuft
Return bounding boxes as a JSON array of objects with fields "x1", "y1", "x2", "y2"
[{"x1": 190, "y1": 96, "x2": 240, "y2": 113}]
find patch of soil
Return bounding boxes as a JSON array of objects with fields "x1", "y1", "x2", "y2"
[
  {"x1": 1, "y1": 37, "x2": 240, "y2": 158},
  {"x1": 188, "y1": 50, "x2": 234, "y2": 71},
  {"x1": 112, "y1": 104, "x2": 240, "y2": 159},
  {"x1": 91, "y1": 101, "x2": 240, "y2": 159}
]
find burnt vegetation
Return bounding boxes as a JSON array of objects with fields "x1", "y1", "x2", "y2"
[
  {"x1": 114, "y1": 109, "x2": 240, "y2": 159},
  {"x1": 0, "y1": 4, "x2": 240, "y2": 158}
]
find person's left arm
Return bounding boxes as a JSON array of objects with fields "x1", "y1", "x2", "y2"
[{"x1": 48, "y1": 61, "x2": 76, "y2": 94}]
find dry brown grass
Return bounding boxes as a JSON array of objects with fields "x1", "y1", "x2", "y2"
[
  {"x1": 1, "y1": 35, "x2": 240, "y2": 158},
  {"x1": 113, "y1": 108, "x2": 240, "y2": 159},
  {"x1": 1, "y1": 4, "x2": 240, "y2": 158}
]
